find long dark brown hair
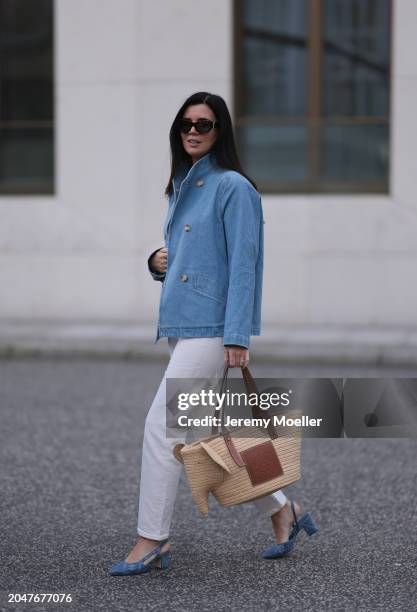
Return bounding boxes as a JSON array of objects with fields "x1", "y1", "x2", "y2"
[{"x1": 165, "y1": 91, "x2": 257, "y2": 196}]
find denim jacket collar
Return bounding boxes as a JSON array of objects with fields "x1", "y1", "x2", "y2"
[{"x1": 173, "y1": 153, "x2": 217, "y2": 191}]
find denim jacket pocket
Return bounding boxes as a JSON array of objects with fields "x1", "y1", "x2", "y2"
[{"x1": 192, "y1": 273, "x2": 227, "y2": 304}]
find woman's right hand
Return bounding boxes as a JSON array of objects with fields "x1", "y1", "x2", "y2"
[{"x1": 150, "y1": 247, "x2": 168, "y2": 274}]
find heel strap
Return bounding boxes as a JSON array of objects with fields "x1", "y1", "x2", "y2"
[
  {"x1": 290, "y1": 500, "x2": 299, "y2": 530},
  {"x1": 140, "y1": 538, "x2": 169, "y2": 564},
  {"x1": 156, "y1": 538, "x2": 169, "y2": 555}
]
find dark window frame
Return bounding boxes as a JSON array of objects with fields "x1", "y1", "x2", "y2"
[
  {"x1": 0, "y1": 0, "x2": 55, "y2": 196},
  {"x1": 233, "y1": 0, "x2": 393, "y2": 194}
]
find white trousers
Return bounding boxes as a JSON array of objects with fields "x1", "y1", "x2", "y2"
[{"x1": 137, "y1": 336, "x2": 287, "y2": 540}]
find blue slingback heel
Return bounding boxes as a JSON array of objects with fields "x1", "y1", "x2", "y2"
[
  {"x1": 262, "y1": 500, "x2": 318, "y2": 559},
  {"x1": 109, "y1": 539, "x2": 171, "y2": 576}
]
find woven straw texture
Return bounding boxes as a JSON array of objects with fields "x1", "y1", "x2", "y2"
[{"x1": 174, "y1": 421, "x2": 301, "y2": 515}]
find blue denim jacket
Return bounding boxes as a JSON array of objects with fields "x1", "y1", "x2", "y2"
[{"x1": 149, "y1": 152, "x2": 264, "y2": 348}]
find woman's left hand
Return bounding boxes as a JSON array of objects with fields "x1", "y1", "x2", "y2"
[{"x1": 224, "y1": 345, "x2": 249, "y2": 368}]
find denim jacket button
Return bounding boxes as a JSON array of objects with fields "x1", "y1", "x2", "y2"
[
  {"x1": 184, "y1": 224, "x2": 191, "y2": 232},
  {"x1": 196, "y1": 179, "x2": 204, "y2": 187},
  {"x1": 180, "y1": 274, "x2": 188, "y2": 282}
]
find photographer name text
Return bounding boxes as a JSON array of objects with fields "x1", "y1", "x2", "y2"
[{"x1": 177, "y1": 415, "x2": 323, "y2": 428}]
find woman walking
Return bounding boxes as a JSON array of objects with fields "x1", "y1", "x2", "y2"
[{"x1": 109, "y1": 92, "x2": 316, "y2": 576}]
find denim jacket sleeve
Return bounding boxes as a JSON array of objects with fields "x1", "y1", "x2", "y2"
[
  {"x1": 148, "y1": 247, "x2": 166, "y2": 282},
  {"x1": 220, "y1": 175, "x2": 263, "y2": 349}
]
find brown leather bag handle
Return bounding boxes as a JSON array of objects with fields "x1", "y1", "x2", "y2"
[{"x1": 211, "y1": 364, "x2": 279, "y2": 443}]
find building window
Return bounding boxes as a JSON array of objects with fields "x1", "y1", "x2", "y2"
[
  {"x1": 234, "y1": 0, "x2": 391, "y2": 194},
  {"x1": 0, "y1": 0, "x2": 54, "y2": 195}
]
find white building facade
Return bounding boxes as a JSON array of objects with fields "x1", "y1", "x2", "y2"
[{"x1": 0, "y1": 0, "x2": 416, "y2": 360}]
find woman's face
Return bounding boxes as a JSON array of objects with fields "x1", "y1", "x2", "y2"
[{"x1": 180, "y1": 103, "x2": 218, "y2": 164}]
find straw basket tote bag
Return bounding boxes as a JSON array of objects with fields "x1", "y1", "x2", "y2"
[{"x1": 173, "y1": 364, "x2": 301, "y2": 515}]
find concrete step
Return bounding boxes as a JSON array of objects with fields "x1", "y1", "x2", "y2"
[{"x1": 2, "y1": 320, "x2": 417, "y2": 366}]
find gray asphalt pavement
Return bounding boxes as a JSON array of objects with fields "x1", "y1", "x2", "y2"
[{"x1": 1, "y1": 356, "x2": 417, "y2": 612}]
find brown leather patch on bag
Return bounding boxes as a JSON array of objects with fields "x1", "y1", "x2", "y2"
[{"x1": 240, "y1": 441, "x2": 284, "y2": 486}]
